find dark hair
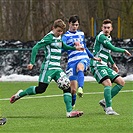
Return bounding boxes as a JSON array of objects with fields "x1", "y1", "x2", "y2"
[
  {"x1": 103, "y1": 19, "x2": 112, "y2": 25},
  {"x1": 69, "y1": 15, "x2": 80, "y2": 24}
]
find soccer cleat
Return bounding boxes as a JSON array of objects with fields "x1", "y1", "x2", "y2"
[
  {"x1": 99, "y1": 99, "x2": 106, "y2": 112},
  {"x1": 66, "y1": 111, "x2": 83, "y2": 118},
  {"x1": 106, "y1": 107, "x2": 119, "y2": 115},
  {"x1": 0, "y1": 118, "x2": 6, "y2": 125},
  {"x1": 77, "y1": 87, "x2": 83, "y2": 98},
  {"x1": 10, "y1": 90, "x2": 23, "y2": 104}
]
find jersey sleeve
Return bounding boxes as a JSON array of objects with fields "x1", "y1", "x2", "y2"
[
  {"x1": 83, "y1": 37, "x2": 94, "y2": 58},
  {"x1": 62, "y1": 35, "x2": 68, "y2": 52},
  {"x1": 30, "y1": 36, "x2": 52, "y2": 65},
  {"x1": 62, "y1": 42, "x2": 76, "y2": 51},
  {"x1": 108, "y1": 53, "x2": 115, "y2": 65},
  {"x1": 85, "y1": 48, "x2": 94, "y2": 58},
  {"x1": 99, "y1": 35, "x2": 126, "y2": 53},
  {"x1": 62, "y1": 35, "x2": 67, "y2": 44}
]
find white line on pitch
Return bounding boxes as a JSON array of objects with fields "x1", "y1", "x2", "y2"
[{"x1": 0, "y1": 90, "x2": 132, "y2": 101}]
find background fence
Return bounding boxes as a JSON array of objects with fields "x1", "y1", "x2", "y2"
[{"x1": 0, "y1": 38, "x2": 133, "y2": 77}]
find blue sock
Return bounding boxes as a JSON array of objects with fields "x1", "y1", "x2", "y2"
[
  {"x1": 77, "y1": 70, "x2": 84, "y2": 88},
  {"x1": 72, "y1": 94, "x2": 76, "y2": 106}
]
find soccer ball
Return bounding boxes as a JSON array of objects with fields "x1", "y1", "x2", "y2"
[{"x1": 57, "y1": 76, "x2": 70, "y2": 90}]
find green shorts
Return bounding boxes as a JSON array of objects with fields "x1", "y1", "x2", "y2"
[
  {"x1": 90, "y1": 66, "x2": 119, "y2": 83},
  {"x1": 39, "y1": 68, "x2": 67, "y2": 84}
]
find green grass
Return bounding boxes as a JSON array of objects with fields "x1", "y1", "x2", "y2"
[{"x1": 0, "y1": 81, "x2": 133, "y2": 133}]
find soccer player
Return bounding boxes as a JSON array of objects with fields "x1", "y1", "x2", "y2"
[
  {"x1": 90, "y1": 19, "x2": 131, "y2": 115},
  {"x1": 62, "y1": 15, "x2": 101, "y2": 108},
  {"x1": 10, "y1": 19, "x2": 84, "y2": 118}
]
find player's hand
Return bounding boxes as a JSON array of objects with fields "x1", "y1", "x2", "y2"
[
  {"x1": 112, "y1": 64, "x2": 119, "y2": 73},
  {"x1": 75, "y1": 46, "x2": 84, "y2": 51},
  {"x1": 74, "y1": 42, "x2": 84, "y2": 51},
  {"x1": 125, "y1": 50, "x2": 131, "y2": 56},
  {"x1": 27, "y1": 64, "x2": 33, "y2": 70},
  {"x1": 74, "y1": 41, "x2": 81, "y2": 46},
  {"x1": 93, "y1": 57, "x2": 102, "y2": 62}
]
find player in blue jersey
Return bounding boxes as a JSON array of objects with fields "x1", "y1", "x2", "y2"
[{"x1": 62, "y1": 15, "x2": 101, "y2": 107}]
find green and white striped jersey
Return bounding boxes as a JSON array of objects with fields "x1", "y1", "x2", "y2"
[
  {"x1": 30, "y1": 31, "x2": 76, "y2": 70},
  {"x1": 90, "y1": 31, "x2": 125, "y2": 67}
]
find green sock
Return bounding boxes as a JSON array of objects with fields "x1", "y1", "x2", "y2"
[
  {"x1": 111, "y1": 84, "x2": 123, "y2": 98},
  {"x1": 104, "y1": 86, "x2": 112, "y2": 107},
  {"x1": 19, "y1": 86, "x2": 36, "y2": 97},
  {"x1": 63, "y1": 93, "x2": 72, "y2": 112}
]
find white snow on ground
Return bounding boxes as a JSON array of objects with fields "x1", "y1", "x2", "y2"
[{"x1": 0, "y1": 74, "x2": 133, "y2": 81}]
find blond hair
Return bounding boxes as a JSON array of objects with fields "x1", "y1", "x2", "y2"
[{"x1": 53, "y1": 19, "x2": 66, "y2": 29}]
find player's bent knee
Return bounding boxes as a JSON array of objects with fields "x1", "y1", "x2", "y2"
[
  {"x1": 121, "y1": 80, "x2": 125, "y2": 86},
  {"x1": 35, "y1": 82, "x2": 48, "y2": 94},
  {"x1": 115, "y1": 76, "x2": 125, "y2": 86}
]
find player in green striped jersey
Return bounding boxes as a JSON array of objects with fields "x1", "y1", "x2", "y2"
[
  {"x1": 10, "y1": 19, "x2": 84, "y2": 118},
  {"x1": 90, "y1": 19, "x2": 131, "y2": 115}
]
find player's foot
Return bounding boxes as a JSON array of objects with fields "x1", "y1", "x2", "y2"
[
  {"x1": 10, "y1": 90, "x2": 23, "y2": 104},
  {"x1": 77, "y1": 87, "x2": 83, "y2": 98},
  {"x1": 66, "y1": 110, "x2": 83, "y2": 118},
  {"x1": 0, "y1": 118, "x2": 6, "y2": 125},
  {"x1": 99, "y1": 99, "x2": 106, "y2": 112},
  {"x1": 105, "y1": 107, "x2": 119, "y2": 115}
]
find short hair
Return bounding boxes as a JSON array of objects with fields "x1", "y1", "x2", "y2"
[
  {"x1": 53, "y1": 19, "x2": 66, "y2": 29},
  {"x1": 69, "y1": 15, "x2": 80, "y2": 24},
  {"x1": 103, "y1": 19, "x2": 112, "y2": 25}
]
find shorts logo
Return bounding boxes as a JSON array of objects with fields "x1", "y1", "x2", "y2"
[{"x1": 101, "y1": 69, "x2": 107, "y2": 75}]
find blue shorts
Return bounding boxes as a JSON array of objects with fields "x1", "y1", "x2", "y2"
[{"x1": 66, "y1": 59, "x2": 90, "y2": 81}]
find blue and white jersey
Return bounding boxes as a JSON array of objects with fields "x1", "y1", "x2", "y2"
[{"x1": 62, "y1": 30, "x2": 94, "y2": 67}]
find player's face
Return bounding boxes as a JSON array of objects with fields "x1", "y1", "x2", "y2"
[
  {"x1": 69, "y1": 21, "x2": 79, "y2": 32},
  {"x1": 102, "y1": 23, "x2": 113, "y2": 36},
  {"x1": 53, "y1": 27, "x2": 64, "y2": 37}
]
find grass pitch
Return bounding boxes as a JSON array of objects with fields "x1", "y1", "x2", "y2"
[{"x1": 0, "y1": 81, "x2": 133, "y2": 133}]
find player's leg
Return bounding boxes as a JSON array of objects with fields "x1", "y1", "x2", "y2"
[
  {"x1": 102, "y1": 68, "x2": 120, "y2": 115},
  {"x1": 111, "y1": 76, "x2": 125, "y2": 98},
  {"x1": 77, "y1": 60, "x2": 87, "y2": 98},
  {"x1": 102, "y1": 79, "x2": 119, "y2": 115},
  {"x1": 70, "y1": 80, "x2": 77, "y2": 108},
  {"x1": 10, "y1": 68, "x2": 50, "y2": 103},
  {"x1": 10, "y1": 82, "x2": 48, "y2": 103},
  {"x1": 66, "y1": 66, "x2": 77, "y2": 108},
  {"x1": 91, "y1": 66, "x2": 119, "y2": 115},
  {"x1": 63, "y1": 87, "x2": 83, "y2": 118},
  {"x1": 91, "y1": 66, "x2": 111, "y2": 109},
  {"x1": 55, "y1": 70, "x2": 83, "y2": 118}
]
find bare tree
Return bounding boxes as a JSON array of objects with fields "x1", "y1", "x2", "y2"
[{"x1": 0, "y1": 0, "x2": 132, "y2": 41}]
